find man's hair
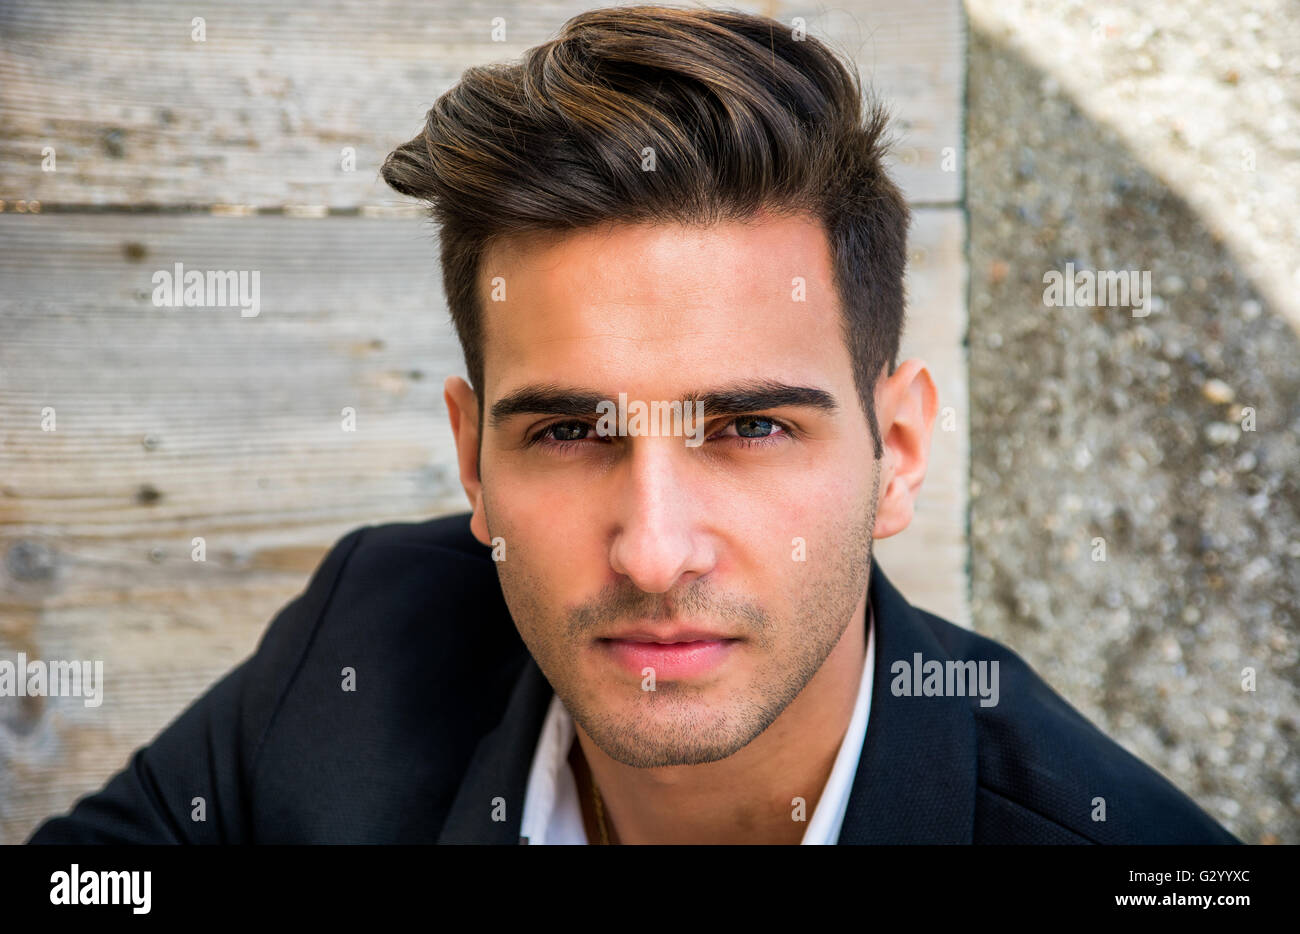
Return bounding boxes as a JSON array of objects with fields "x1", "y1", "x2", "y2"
[{"x1": 381, "y1": 4, "x2": 910, "y2": 456}]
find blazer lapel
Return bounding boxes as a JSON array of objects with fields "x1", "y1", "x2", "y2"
[
  {"x1": 437, "y1": 654, "x2": 553, "y2": 844},
  {"x1": 836, "y1": 558, "x2": 978, "y2": 843}
]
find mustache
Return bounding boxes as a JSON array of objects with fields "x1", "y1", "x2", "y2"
[{"x1": 566, "y1": 580, "x2": 768, "y2": 639}]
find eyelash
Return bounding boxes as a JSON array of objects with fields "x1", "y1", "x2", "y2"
[{"x1": 525, "y1": 417, "x2": 795, "y2": 452}]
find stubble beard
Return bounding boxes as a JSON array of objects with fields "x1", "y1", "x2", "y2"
[{"x1": 487, "y1": 459, "x2": 880, "y2": 769}]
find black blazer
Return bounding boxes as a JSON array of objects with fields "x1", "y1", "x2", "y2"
[{"x1": 27, "y1": 512, "x2": 1239, "y2": 844}]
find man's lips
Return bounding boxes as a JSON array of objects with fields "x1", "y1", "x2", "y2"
[
  {"x1": 597, "y1": 630, "x2": 740, "y2": 679},
  {"x1": 599, "y1": 628, "x2": 736, "y2": 643}
]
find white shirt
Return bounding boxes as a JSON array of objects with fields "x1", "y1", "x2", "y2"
[{"x1": 519, "y1": 609, "x2": 875, "y2": 844}]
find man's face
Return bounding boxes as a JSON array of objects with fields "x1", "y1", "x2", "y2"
[{"x1": 468, "y1": 212, "x2": 881, "y2": 768}]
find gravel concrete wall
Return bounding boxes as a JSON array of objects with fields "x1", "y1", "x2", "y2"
[{"x1": 967, "y1": 13, "x2": 1299, "y2": 844}]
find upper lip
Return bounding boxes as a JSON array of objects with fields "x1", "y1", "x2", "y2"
[{"x1": 601, "y1": 628, "x2": 736, "y2": 644}]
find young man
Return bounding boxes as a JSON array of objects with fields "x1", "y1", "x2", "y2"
[{"x1": 29, "y1": 5, "x2": 1236, "y2": 844}]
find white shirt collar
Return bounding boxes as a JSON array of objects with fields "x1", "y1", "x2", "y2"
[{"x1": 519, "y1": 608, "x2": 875, "y2": 844}]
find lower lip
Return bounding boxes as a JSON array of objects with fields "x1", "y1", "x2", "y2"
[{"x1": 600, "y1": 639, "x2": 738, "y2": 679}]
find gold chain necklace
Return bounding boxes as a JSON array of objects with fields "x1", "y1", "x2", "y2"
[{"x1": 589, "y1": 767, "x2": 613, "y2": 845}]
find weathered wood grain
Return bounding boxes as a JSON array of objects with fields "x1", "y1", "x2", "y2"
[
  {"x1": 0, "y1": 0, "x2": 962, "y2": 208},
  {"x1": 0, "y1": 212, "x2": 468, "y2": 843}
]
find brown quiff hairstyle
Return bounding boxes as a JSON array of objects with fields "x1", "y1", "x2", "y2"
[{"x1": 381, "y1": 4, "x2": 910, "y2": 457}]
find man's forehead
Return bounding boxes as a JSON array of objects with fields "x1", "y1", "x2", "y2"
[
  {"x1": 479, "y1": 213, "x2": 833, "y2": 295},
  {"x1": 476, "y1": 214, "x2": 840, "y2": 359},
  {"x1": 473, "y1": 214, "x2": 847, "y2": 403}
]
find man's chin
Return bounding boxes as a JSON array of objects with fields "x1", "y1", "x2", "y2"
[
  {"x1": 584, "y1": 731, "x2": 752, "y2": 769},
  {"x1": 571, "y1": 690, "x2": 771, "y2": 769}
]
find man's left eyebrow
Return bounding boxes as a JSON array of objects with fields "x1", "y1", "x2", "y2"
[
  {"x1": 686, "y1": 381, "x2": 839, "y2": 417},
  {"x1": 487, "y1": 380, "x2": 838, "y2": 429}
]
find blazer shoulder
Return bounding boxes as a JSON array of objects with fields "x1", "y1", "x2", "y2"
[
  {"x1": 269, "y1": 509, "x2": 521, "y2": 692},
  {"x1": 248, "y1": 511, "x2": 526, "y2": 840},
  {"x1": 26, "y1": 511, "x2": 520, "y2": 844},
  {"x1": 249, "y1": 511, "x2": 502, "y2": 674},
  {"x1": 912, "y1": 609, "x2": 1240, "y2": 844},
  {"x1": 345, "y1": 510, "x2": 496, "y2": 560}
]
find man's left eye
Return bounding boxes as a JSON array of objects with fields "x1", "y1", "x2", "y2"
[
  {"x1": 712, "y1": 416, "x2": 788, "y2": 443},
  {"x1": 732, "y1": 416, "x2": 778, "y2": 438}
]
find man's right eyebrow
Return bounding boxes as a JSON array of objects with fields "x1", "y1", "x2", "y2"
[{"x1": 489, "y1": 385, "x2": 611, "y2": 428}]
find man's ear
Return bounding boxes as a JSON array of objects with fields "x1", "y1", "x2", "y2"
[
  {"x1": 871, "y1": 358, "x2": 939, "y2": 540},
  {"x1": 444, "y1": 375, "x2": 492, "y2": 547}
]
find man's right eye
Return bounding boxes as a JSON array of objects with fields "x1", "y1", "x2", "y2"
[
  {"x1": 527, "y1": 420, "x2": 598, "y2": 447},
  {"x1": 547, "y1": 421, "x2": 590, "y2": 442}
]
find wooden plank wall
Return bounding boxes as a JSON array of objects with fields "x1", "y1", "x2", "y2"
[{"x1": 0, "y1": 0, "x2": 966, "y2": 843}]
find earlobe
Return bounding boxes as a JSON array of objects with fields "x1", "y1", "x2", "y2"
[
  {"x1": 469, "y1": 491, "x2": 491, "y2": 546},
  {"x1": 873, "y1": 494, "x2": 914, "y2": 540}
]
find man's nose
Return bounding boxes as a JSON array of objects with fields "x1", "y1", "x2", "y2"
[{"x1": 607, "y1": 441, "x2": 716, "y2": 595}]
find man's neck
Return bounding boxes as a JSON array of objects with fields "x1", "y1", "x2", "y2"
[{"x1": 573, "y1": 592, "x2": 871, "y2": 845}]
